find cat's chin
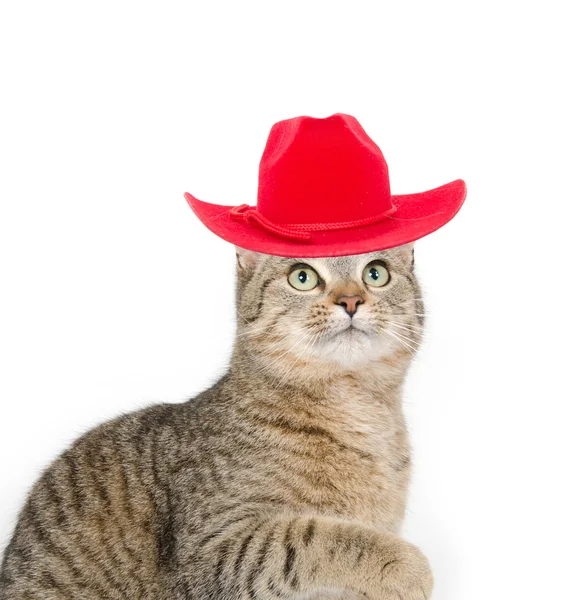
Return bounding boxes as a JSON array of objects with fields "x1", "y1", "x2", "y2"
[{"x1": 312, "y1": 324, "x2": 392, "y2": 369}]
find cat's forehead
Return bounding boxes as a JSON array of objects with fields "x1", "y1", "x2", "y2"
[
  {"x1": 267, "y1": 249, "x2": 401, "y2": 277},
  {"x1": 309, "y1": 254, "x2": 368, "y2": 277}
]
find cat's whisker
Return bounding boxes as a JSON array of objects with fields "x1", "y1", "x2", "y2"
[
  {"x1": 386, "y1": 336, "x2": 418, "y2": 355},
  {"x1": 270, "y1": 331, "x2": 322, "y2": 392},
  {"x1": 252, "y1": 329, "x2": 317, "y2": 376},
  {"x1": 385, "y1": 325, "x2": 420, "y2": 344},
  {"x1": 234, "y1": 323, "x2": 311, "y2": 339},
  {"x1": 242, "y1": 323, "x2": 311, "y2": 337},
  {"x1": 246, "y1": 330, "x2": 316, "y2": 359},
  {"x1": 380, "y1": 329, "x2": 419, "y2": 354},
  {"x1": 270, "y1": 342, "x2": 310, "y2": 391},
  {"x1": 235, "y1": 308, "x2": 254, "y2": 326},
  {"x1": 386, "y1": 320, "x2": 420, "y2": 333},
  {"x1": 251, "y1": 332, "x2": 322, "y2": 360},
  {"x1": 375, "y1": 319, "x2": 419, "y2": 338},
  {"x1": 234, "y1": 322, "x2": 284, "y2": 338}
]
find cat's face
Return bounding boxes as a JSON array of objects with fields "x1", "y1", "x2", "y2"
[{"x1": 235, "y1": 245, "x2": 424, "y2": 372}]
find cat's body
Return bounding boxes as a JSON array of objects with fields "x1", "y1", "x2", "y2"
[{"x1": 1, "y1": 246, "x2": 432, "y2": 600}]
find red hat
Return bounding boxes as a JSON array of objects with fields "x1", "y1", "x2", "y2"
[{"x1": 184, "y1": 113, "x2": 466, "y2": 258}]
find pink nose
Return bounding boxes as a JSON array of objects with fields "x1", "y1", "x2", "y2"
[{"x1": 335, "y1": 295, "x2": 363, "y2": 317}]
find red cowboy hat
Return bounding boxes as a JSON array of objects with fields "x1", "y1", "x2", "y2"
[{"x1": 184, "y1": 113, "x2": 466, "y2": 258}]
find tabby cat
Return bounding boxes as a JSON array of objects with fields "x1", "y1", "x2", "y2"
[{"x1": 0, "y1": 244, "x2": 432, "y2": 600}]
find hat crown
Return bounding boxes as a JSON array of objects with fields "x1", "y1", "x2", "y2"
[{"x1": 257, "y1": 114, "x2": 392, "y2": 225}]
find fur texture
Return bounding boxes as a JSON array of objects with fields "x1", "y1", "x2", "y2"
[{"x1": 0, "y1": 245, "x2": 431, "y2": 600}]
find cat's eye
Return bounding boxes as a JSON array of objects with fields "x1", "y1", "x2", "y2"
[
  {"x1": 362, "y1": 261, "x2": 390, "y2": 287},
  {"x1": 288, "y1": 265, "x2": 320, "y2": 291}
]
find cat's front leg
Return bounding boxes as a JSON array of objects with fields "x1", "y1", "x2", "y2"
[
  {"x1": 280, "y1": 515, "x2": 433, "y2": 600},
  {"x1": 189, "y1": 513, "x2": 432, "y2": 600}
]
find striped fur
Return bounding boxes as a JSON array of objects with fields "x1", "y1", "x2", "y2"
[{"x1": 1, "y1": 245, "x2": 432, "y2": 599}]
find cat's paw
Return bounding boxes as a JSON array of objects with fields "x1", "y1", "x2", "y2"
[{"x1": 367, "y1": 538, "x2": 433, "y2": 600}]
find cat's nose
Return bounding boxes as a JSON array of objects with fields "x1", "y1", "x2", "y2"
[{"x1": 335, "y1": 295, "x2": 363, "y2": 317}]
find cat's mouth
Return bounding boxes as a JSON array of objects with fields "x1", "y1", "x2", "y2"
[{"x1": 327, "y1": 321, "x2": 370, "y2": 339}]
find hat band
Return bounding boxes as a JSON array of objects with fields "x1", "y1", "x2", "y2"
[{"x1": 229, "y1": 203, "x2": 398, "y2": 242}]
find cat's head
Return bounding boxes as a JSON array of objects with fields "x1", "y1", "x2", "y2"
[{"x1": 233, "y1": 245, "x2": 424, "y2": 376}]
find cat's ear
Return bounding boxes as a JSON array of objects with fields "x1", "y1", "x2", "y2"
[
  {"x1": 235, "y1": 246, "x2": 262, "y2": 273},
  {"x1": 396, "y1": 242, "x2": 415, "y2": 270}
]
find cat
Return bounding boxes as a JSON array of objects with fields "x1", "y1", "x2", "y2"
[{"x1": 0, "y1": 244, "x2": 432, "y2": 600}]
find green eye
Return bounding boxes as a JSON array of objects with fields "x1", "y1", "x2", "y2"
[
  {"x1": 362, "y1": 262, "x2": 390, "y2": 287},
  {"x1": 288, "y1": 266, "x2": 319, "y2": 291}
]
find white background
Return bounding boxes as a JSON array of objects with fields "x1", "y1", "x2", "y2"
[{"x1": 1, "y1": 1, "x2": 586, "y2": 598}]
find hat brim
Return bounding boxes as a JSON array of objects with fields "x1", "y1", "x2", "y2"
[{"x1": 184, "y1": 179, "x2": 466, "y2": 258}]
